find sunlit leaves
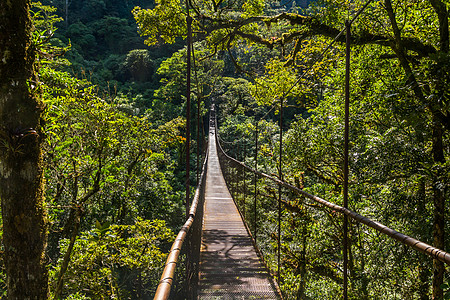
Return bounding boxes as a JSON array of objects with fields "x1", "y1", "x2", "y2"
[
  {"x1": 51, "y1": 219, "x2": 174, "y2": 299},
  {"x1": 249, "y1": 58, "x2": 301, "y2": 107},
  {"x1": 133, "y1": 0, "x2": 186, "y2": 46},
  {"x1": 242, "y1": 0, "x2": 265, "y2": 17},
  {"x1": 31, "y1": 2, "x2": 69, "y2": 66},
  {"x1": 215, "y1": 77, "x2": 253, "y2": 116},
  {"x1": 152, "y1": 42, "x2": 223, "y2": 123}
]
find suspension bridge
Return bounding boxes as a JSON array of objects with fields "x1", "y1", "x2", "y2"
[
  {"x1": 143, "y1": 0, "x2": 450, "y2": 297},
  {"x1": 151, "y1": 107, "x2": 450, "y2": 300},
  {"x1": 197, "y1": 122, "x2": 279, "y2": 298}
]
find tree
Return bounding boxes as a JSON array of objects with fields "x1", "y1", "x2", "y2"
[
  {"x1": 51, "y1": 219, "x2": 174, "y2": 299},
  {"x1": 134, "y1": 0, "x2": 448, "y2": 297},
  {"x1": 151, "y1": 42, "x2": 223, "y2": 124},
  {"x1": 0, "y1": 0, "x2": 49, "y2": 298},
  {"x1": 37, "y1": 65, "x2": 185, "y2": 298},
  {"x1": 122, "y1": 49, "x2": 154, "y2": 82}
]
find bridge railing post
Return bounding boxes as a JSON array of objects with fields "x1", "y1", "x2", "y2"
[
  {"x1": 343, "y1": 18, "x2": 351, "y2": 300},
  {"x1": 254, "y1": 122, "x2": 258, "y2": 242},
  {"x1": 278, "y1": 97, "x2": 283, "y2": 285},
  {"x1": 243, "y1": 144, "x2": 246, "y2": 219},
  {"x1": 186, "y1": 154, "x2": 207, "y2": 299}
]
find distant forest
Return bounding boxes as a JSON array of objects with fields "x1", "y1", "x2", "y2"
[{"x1": 0, "y1": 0, "x2": 448, "y2": 299}]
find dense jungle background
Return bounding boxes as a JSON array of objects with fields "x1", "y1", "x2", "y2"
[{"x1": 0, "y1": 0, "x2": 448, "y2": 299}]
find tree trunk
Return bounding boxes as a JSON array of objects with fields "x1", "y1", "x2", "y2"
[
  {"x1": 428, "y1": 2, "x2": 448, "y2": 299},
  {"x1": 385, "y1": 1, "x2": 447, "y2": 297},
  {"x1": 417, "y1": 178, "x2": 431, "y2": 300},
  {"x1": 0, "y1": 1, "x2": 48, "y2": 299},
  {"x1": 419, "y1": 264, "x2": 431, "y2": 300},
  {"x1": 54, "y1": 208, "x2": 82, "y2": 299},
  {"x1": 432, "y1": 122, "x2": 445, "y2": 300},
  {"x1": 296, "y1": 224, "x2": 307, "y2": 300}
]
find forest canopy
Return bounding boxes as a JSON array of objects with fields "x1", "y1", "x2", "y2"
[
  {"x1": 134, "y1": 0, "x2": 449, "y2": 298},
  {"x1": 0, "y1": 0, "x2": 449, "y2": 299}
]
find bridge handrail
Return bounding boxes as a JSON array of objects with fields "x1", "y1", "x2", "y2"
[
  {"x1": 215, "y1": 120, "x2": 450, "y2": 265},
  {"x1": 153, "y1": 151, "x2": 208, "y2": 300}
]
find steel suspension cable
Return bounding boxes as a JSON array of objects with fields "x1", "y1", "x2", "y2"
[
  {"x1": 214, "y1": 134, "x2": 450, "y2": 265},
  {"x1": 191, "y1": 40, "x2": 202, "y2": 184},
  {"x1": 254, "y1": 122, "x2": 258, "y2": 241},
  {"x1": 343, "y1": 19, "x2": 351, "y2": 300},
  {"x1": 277, "y1": 97, "x2": 283, "y2": 284},
  {"x1": 185, "y1": 0, "x2": 192, "y2": 220},
  {"x1": 153, "y1": 153, "x2": 208, "y2": 300}
]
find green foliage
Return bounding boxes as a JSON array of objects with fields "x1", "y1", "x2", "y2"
[
  {"x1": 50, "y1": 219, "x2": 174, "y2": 299},
  {"x1": 40, "y1": 64, "x2": 187, "y2": 226},
  {"x1": 132, "y1": 0, "x2": 279, "y2": 51},
  {"x1": 1, "y1": 0, "x2": 199, "y2": 298},
  {"x1": 3, "y1": 0, "x2": 447, "y2": 298},
  {"x1": 35, "y1": 63, "x2": 187, "y2": 297},
  {"x1": 150, "y1": 42, "x2": 223, "y2": 124},
  {"x1": 94, "y1": 16, "x2": 139, "y2": 54},
  {"x1": 216, "y1": 77, "x2": 254, "y2": 116},
  {"x1": 250, "y1": 58, "x2": 301, "y2": 107},
  {"x1": 214, "y1": 0, "x2": 449, "y2": 297},
  {"x1": 122, "y1": 49, "x2": 154, "y2": 82},
  {"x1": 66, "y1": 22, "x2": 97, "y2": 55},
  {"x1": 442, "y1": 282, "x2": 450, "y2": 300},
  {"x1": 31, "y1": 1, "x2": 69, "y2": 66},
  {"x1": 133, "y1": 0, "x2": 186, "y2": 46},
  {"x1": 242, "y1": 0, "x2": 265, "y2": 17},
  {"x1": 36, "y1": 0, "x2": 178, "y2": 98}
]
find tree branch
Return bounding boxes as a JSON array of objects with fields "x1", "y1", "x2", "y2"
[
  {"x1": 428, "y1": 0, "x2": 449, "y2": 53},
  {"x1": 201, "y1": 11, "x2": 436, "y2": 57}
]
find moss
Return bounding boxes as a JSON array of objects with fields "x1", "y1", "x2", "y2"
[
  {"x1": 0, "y1": 0, "x2": 49, "y2": 297},
  {"x1": 1, "y1": 49, "x2": 11, "y2": 64}
]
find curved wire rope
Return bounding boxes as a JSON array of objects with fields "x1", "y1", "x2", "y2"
[
  {"x1": 215, "y1": 120, "x2": 450, "y2": 266},
  {"x1": 153, "y1": 152, "x2": 208, "y2": 300}
]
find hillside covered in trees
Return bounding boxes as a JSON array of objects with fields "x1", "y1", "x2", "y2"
[{"x1": 0, "y1": 0, "x2": 449, "y2": 299}]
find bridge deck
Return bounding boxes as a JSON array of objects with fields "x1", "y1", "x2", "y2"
[{"x1": 198, "y1": 127, "x2": 279, "y2": 299}]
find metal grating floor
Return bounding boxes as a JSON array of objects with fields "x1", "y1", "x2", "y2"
[{"x1": 198, "y1": 128, "x2": 279, "y2": 299}]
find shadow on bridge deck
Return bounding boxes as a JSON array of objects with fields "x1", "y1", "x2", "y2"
[{"x1": 198, "y1": 127, "x2": 279, "y2": 299}]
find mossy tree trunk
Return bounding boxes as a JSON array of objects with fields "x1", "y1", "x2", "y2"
[
  {"x1": 0, "y1": 0, "x2": 49, "y2": 298},
  {"x1": 384, "y1": 1, "x2": 448, "y2": 298},
  {"x1": 428, "y1": 2, "x2": 448, "y2": 299}
]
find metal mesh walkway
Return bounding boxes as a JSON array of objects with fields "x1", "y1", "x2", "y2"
[{"x1": 198, "y1": 127, "x2": 279, "y2": 299}]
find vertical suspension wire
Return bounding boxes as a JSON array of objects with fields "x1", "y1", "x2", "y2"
[
  {"x1": 197, "y1": 93, "x2": 200, "y2": 184},
  {"x1": 185, "y1": 2, "x2": 193, "y2": 297},
  {"x1": 185, "y1": 0, "x2": 192, "y2": 220},
  {"x1": 233, "y1": 142, "x2": 240, "y2": 200},
  {"x1": 254, "y1": 121, "x2": 259, "y2": 242},
  {"x1": 191, "y1": 36, "x2": 201, "y2": 184},
  {"x1": 243, "y1": 143, "x2": 246, "y2": 219},
  {"x1": 236, "y1": 150, "x2": 239, "y2": 208},
  {"x1": 343, "y1": 19, "x2": 351, "y2": 300},
  {"x1": 278, "y1": 97, "x2": 283, "y2": 284},
  {"x1": 201, "y1": 115, "x2": 205, "y2": 154}
]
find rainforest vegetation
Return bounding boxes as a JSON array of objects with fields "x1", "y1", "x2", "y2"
[{"x1": 0, "y1": 0, "x2": 449, "y2": 299}]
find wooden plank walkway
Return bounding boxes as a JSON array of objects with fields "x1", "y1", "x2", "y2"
[{"x1": 198, "y1": 126, "x2": 279, "y2": 299}]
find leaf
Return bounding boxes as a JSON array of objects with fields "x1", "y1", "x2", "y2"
[{"x1": 95, "y1": 220, "x2": 101, "y2": 230}]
